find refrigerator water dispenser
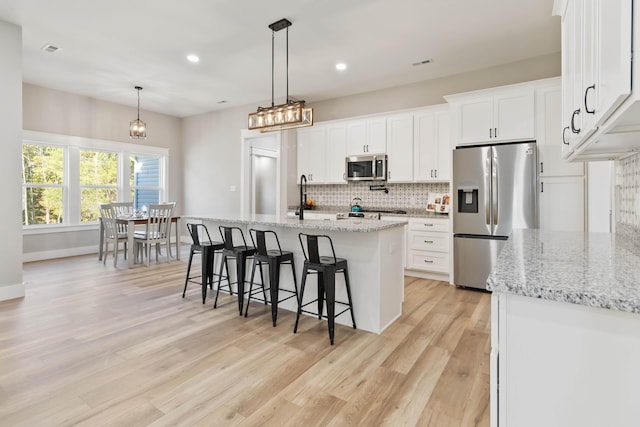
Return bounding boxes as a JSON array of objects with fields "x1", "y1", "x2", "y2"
[{"x1": 457, "y1": 186, "x2": 478, "y2": 213}]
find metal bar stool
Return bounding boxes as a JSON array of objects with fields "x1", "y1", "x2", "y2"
[
  {"x1": 245, "y1": 229, "x2": 299, "y2": 327},
  {"x1": 183, "y1": 223, "x2": 225, "y2": 303},
  {"x1": 214, "y1": 226, "x2": 257, "y2": 315},
  {"x1": 294, "y1": 233, "x2": 356, "y2": 345}
]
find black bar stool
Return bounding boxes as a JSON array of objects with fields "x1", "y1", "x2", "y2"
[
  {"x1": 182, "y1": 223, "x2": 225, "y2": 303},
  {"x1": 214, "y1": 226, "x2": 256, "y2": 315},
  {"x1": 245, "y1": 229, "x2": 299, "y2": 327},
  {"x1": 294, "y1": 233, "x2": 356, "y2": 345}
]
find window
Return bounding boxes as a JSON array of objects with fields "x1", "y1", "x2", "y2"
[
  {"x1": 80, "y1": 149, "x2": 119, "y2": 222},
  {"x1": 22, "y1": 131, "x2": 169, "y2": 229},
  {"x1": 130, "y1": 154, "x2": 161, "y2": 211},
  {"x1": 22, "y1": 143, "x2": 65, "y2": 225}
]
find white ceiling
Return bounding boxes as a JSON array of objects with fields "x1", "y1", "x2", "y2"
[{"x1": 0, "y1": 0, "x2": 560, "y2": 118}]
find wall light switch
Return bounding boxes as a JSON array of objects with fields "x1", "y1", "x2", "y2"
[{"x1": 229, "y1": 185, "x2": 236, "y2": 192}]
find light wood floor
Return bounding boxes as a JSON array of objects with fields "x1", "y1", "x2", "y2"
[{"x1": 0, "y1": 249, "x2": 491, "y2": 426}]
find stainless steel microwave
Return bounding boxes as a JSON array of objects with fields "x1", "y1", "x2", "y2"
[{"x1": 345, "y1": 154, "x2": 387, "y2": 181}]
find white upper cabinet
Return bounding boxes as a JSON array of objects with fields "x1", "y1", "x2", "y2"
[
  {"x1": 556, "y1": 0, "x2": 634, "y2": 161},
  {"x1": 386, "y1": 114, "x2": 414, "y2": 182},
  {"x1": 537, "y1": 82, "x2": 584, "y2": 177},
  {"x1": 346, "y1": 118, "x2": 386, "y2": 155},
  {"x1": 297, "y1": 126, "x2": 326, "y2": 184},
  {"x1": 447, "y1": 86, "x2": 535, "y2": 146},
  {"x1": 414, "y1": 106, "x2": 451, "y2": 182},
  {"x1": 324, "y1": 123, "x2": 347, "y2": 184},
  {"x1": 297, "y1": 123, "x2": 347, "y2": 185}
]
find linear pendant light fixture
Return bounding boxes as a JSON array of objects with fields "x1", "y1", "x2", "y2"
[
  {"x1": 130, "y1": 86, "x2": 147, "y2": 139},
  {"x1": 248, "y1": 18, "x2": 313, "y2": 133}
]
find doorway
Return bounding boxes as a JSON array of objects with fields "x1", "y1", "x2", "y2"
[{"x1": 251, "y1": 148, "x2": 277, "y2": 215}]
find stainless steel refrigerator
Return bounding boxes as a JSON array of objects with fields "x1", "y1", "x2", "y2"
[{"x1": 453, "y1": 142, "x2": 537, "y2": 290}]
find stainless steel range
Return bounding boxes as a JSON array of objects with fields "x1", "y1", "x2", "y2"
[{"x1": 336, "y1": 212, "x2": 380, "y2": 220}]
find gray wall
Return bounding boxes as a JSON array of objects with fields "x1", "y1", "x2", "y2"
[{"x1": 22, "y1": 83, "x2": 182, "y2": 258}]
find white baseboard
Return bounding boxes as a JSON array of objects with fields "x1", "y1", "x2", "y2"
[
  {"x1": 23, "y1": 245, "x2": 98, "y2": 263},
  {"x1": 404, "y1": 269, "x2": 450, "y2": 283},
  {"x1": 0, "y1": 282, "x2": 25, "y2": 302}
]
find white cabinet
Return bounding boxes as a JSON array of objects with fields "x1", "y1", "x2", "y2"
[
  {"x1": 449, "y1": 87, "x2": 535, "y2": 146},
  {"x1": 324, "y1": 123, "x2": 347, "y2": 184},
  {"x1": 558, "y1": 0, "x2": 632, "y2": 160},
  {"x1": 414, "y1": 107, "x2": 451, "y2": 181},
  {"x1": 346, "y1": 118, "x2": 386, "y2": 155},
  {"x1": 539, "y1": 176, "x2": 585, "y2": 232},
  {"x1": 492, "y1": 292, "x2": 640, "y2": 427},
  {"x1": 536, "y1": 83, "x2": 584, "y2": 177},
  {"x1": 406, "y1": 217, "x2": 450, "y2": 275},
  {"x1": 386, "y1": 114, "x2": 414, "y2": 182},
  {"x1": 297, "y1": 123, "x2": 347, "y2": 185},
  {"x1": 297, "y1": 126, "x2": 325, "y2": 184}
]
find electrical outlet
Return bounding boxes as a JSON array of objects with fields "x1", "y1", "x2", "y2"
[{"x1": 229, "y1": 185, "x2": 236, "y2": 192}]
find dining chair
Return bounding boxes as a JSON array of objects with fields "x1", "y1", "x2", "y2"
[
  {"x1": 134, "y1": 203, "x2": 175, "y2": 266},
  {"x1": 100, "y1": 201, "x2": 134, "y2": 259},
  {"x1": 99, "y1": 203, "x2": 128, "y2": 267}
]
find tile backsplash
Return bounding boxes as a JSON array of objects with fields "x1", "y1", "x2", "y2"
[
  {"x1": 615, "y1": 152, "x2": 640, "y2": 242},
  {"x1": 302, "y1": 182, "x2": 450, "y2": 210}
]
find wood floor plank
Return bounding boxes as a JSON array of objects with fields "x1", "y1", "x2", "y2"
[{"x1": 0, "y1": 250, "x2": 491, "y2": 426}]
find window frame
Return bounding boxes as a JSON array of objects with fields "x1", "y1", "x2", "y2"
[{"x1": 22, "y1": 130, "x2": 169, "y2": 233}]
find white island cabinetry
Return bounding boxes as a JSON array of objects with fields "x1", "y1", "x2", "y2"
[
  {"x1": 488, "y1": 229, "x2": 640, "y2": 427},
  {"x1": 187, "y1": 214, "x2": 406, "y2": 334}
]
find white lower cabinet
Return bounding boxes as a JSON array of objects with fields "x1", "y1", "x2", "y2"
[
  {"x1": 405, "y1": 217, "x2": 450, "y2": 276},
  {"x1": 492, "y1": 292, "x2": 640, "y2": 427},
  {"x1": 539, "y1": 176, "x2": 585, "y2": 232}
]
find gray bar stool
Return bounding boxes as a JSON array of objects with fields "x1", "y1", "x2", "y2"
[
  {"x1": 183, "y1": 223, "x2": 225, "y2": 303},
  {"x1": 294, "y1": 233, "x2": 356, "y2": 345},
  {"x1": 245, "y1": 229, "x2": 299, "y2": 327}
]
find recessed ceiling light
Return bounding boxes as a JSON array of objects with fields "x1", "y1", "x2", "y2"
[
  {"x1": 336, "y1": 63, "x2": 347, "y2": 71},
  {"x1": 187, "y1": 54, "x2": 200, "y2": 63}
]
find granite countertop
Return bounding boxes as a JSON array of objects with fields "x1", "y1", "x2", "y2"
[
  {"x1": 184, "y1": 213, "x2": 407, "y2": 233},
  {"x1": 487, "y1": 228, "x2": 640, "y2": 314},
  {"x1": 288, "y1": 205, "x2": 449, "y2": 219}
]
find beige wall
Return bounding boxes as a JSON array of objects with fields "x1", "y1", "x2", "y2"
[{"x1": 22, "y1": 83, "x2": 183, "y2": 258}]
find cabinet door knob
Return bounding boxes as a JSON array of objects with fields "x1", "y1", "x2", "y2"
[
  {"x1": 489, "y1": 128, "x2": 493, "y2": 138},
  {"x1": 424, "y1": 240, "x2": 434, "y2": 244},
  {"x1": 562, "y1": 126, "x2": 570, "y2": 145},
  {"x1": 584, "y1": 84, "x2": 596, "y2": 114},
  {"x1": 540, "y1": 162, "x2": 544, "y2": 174},
  {"x1": 541, "y1": 181, "x2": 544, "y2": 193},
  {"x1": 494, "y1": 127, "x2": 497, "y2": 138},
  {"x1": 434, "y1": 169, "x2": 437, "y2": 178}
]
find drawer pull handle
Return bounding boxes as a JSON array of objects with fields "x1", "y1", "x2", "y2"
[
  {"x1": 424, "y1": 240, "x2": 434, "y2": 244},
  {"x1": 424, "y1": 223, "x2": 434, "y2": 227},
  {"x1": 424, "y1": 260, "x2": 434, "y2": 263}
]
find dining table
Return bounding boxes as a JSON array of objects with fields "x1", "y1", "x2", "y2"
[{"x1": 98, "y1": 215, "x2": 180, "y2": 268}]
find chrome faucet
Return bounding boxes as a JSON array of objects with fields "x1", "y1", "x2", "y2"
[{"x1": 299, "y1": 174, "x2": 307, "y2": 220}]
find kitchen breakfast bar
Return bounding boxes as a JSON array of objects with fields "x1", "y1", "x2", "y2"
[{"x1": 184, "y1": 214, "x2": 407, "y2": 334}]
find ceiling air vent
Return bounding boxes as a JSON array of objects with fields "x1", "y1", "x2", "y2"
[
  {"x1": 412, "y1": 58, "x2": 432, "y2": 66},
  {"x1": 41, "y1": 44, "x2": 61, "y2": 53}
]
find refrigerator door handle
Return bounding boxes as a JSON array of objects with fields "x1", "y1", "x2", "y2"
[
  {"x1": 492, "y1": 149, "x2": 498, "y2": 227},
  {"x1": 485, "y1": 150, "x2": 491, "y2": 226}
]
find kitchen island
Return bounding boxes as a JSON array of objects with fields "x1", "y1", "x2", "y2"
[
  {"x1": 184, "y1": 214, "x2": 407, "y2": 334},
  {"x1": 487, "y1": 229, "x2": 640, "y2": 427}
]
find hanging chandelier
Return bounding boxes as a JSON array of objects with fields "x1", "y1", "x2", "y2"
[
  {"x1": 248, "y1": 18, "x2": 313, "y2": 133},
  {"x1": 130, "y1": 86, "x2": 147, "y2": 139}
]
